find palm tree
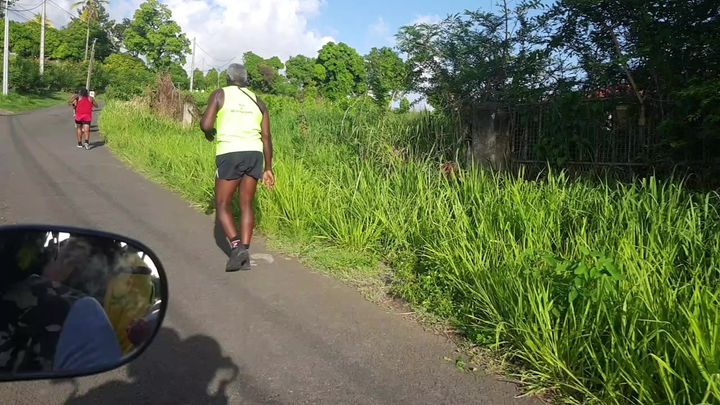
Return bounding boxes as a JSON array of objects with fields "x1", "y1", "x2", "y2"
[
  {"x1": 72, "y1": 0, "x2": 109, "y2": 61},
  {"x1": 30, "y1": 13, "x2": 54, "y2": 29}
]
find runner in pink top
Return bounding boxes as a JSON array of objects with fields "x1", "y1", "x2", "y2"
[{"x1": 74, "y1": 89, "x2": 98, "y2": 150}]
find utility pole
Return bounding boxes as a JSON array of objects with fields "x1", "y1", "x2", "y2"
[
  {"x1": 85, "y1": 38, "x2": 97, "y2": 90},
  {"x1": 40, "y1": 0, "x2": 46, "y2": 75},
  {"x1": 2, "y1": 0, "x2": 9, "y2": 95},
  {"x1": 189, "y1": 37, "x2": 196, "y2": 91}
]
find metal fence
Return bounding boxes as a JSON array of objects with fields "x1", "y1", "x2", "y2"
[{"x1": 508, "y1": 98, "x2": 670, "y2": 168}]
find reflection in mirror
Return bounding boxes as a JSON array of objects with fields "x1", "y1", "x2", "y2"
[{"x1": 0, "y1": 228, "x2": 165, "y2": 379}]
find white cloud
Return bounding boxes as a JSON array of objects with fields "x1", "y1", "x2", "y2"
[
  {"x1": 11, "y1": 0, "x2": 334, "y2": 70},
  {"x1": 363, "y1": 16, "x2": 397, "y2": 53},
  {"x1": 368, "y1": 17, "x2": 388, "y2": 37},
  {"x1": 412, "y1": 14, "x2": 441, "y2": 25},
  {"x1": 109, "y1": 0, "x2": 144, "y2": 21},
  {"x1": 164, "y1": 0, "x2": 334, "y2": 70}
]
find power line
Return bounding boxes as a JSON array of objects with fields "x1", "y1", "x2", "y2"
[
  {"x1": 8, "y1": 1, "x2": 44, "y2": 12},
  {"x1": 9, "y1": 9, "x2": 35, "y2": 23},
  {"x1": 196, "y1": 42, "x2": 234, "y2": 65},
  {"x1": 211, "y1": 57, "x2": 236, "y2": 72},
  {"x1": 47, "y1": 0, "x2": 75, "y2": 15},
  {"x1": 46, "y1": 0, "x2": 77, "y2": 19},
  {"x1": 8, "y1": 15, "x2": 32, "y2": 23}
]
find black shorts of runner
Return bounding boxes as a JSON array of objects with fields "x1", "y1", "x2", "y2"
[
  {"x1": 75, "y1": 120, "x2": 91, "y2": 126},
  {"x1": 216, "y1": 151, "x2": 264, "y2": 181}
]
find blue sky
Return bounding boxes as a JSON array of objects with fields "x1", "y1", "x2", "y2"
[{"x1": 310, "y1": 0, "x2": 500, "y2": 55}]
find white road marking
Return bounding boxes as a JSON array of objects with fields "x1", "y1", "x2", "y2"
[{"x1": 250, "y1": 253, "x2": 274, "y2": 267}]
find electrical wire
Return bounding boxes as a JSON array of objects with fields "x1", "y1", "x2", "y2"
[
  {"x1": 9, "y1": 8, "x2": 36, "y2": 23},
  {"x1": 46, "y1": 0, "x2": 77, "y2": 19},
  {"x1": 196, "y1": 42, "x2": 234, "y2": 65},
  {"x1": 8, "y1": 1, "x2": 44, "y2": 13}
]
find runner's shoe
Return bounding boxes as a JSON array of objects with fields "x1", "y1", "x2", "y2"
[{"x1": 226, "y1": 246, "x2": 250, "y2": 272}]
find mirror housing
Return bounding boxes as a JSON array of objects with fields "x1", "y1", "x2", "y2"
[{"x1": 0, "y1": 225, "x2": 168, "y2": 382}]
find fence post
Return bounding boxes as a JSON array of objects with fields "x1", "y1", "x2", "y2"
[
  {"x1": 182, "y1": 102, "x2": 194, "y2": 129},
  {"x1": 465, "y1": 102, "x2": 510, "y2": 171}
]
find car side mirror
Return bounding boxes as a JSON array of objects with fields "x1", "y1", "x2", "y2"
[{"x1": 0, "y1": 225, "x2": 168, "y2": 381}]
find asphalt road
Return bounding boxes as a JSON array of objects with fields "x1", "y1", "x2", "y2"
[{"x1": 0, "y1": 107, "x2": 539, "y2": 404}]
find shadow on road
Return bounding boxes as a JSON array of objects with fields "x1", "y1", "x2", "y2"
[
  {"x1": 214, "y1": 219, "x2": 231, "y2": 257},
  {"x1": 54, "y1": 327, "x2": 279, "y2": 404},
  {"x1": 88, "y1": 140, "x2": 105, "y2": 150}
]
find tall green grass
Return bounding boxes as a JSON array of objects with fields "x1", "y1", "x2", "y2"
[{"x1": 100, "y1": 98, "x2": 720, "y2": 404}]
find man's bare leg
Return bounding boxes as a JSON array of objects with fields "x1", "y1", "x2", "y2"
[
  {"x1": 83, "y1": 124, "x2": 91, "y2": 149},
  {"x1": 216, "y1": 178, "x2": 250, "y2": 271},
  {"x1": 238, "y1": 175, "x2": 259, "y2": 246},
  {"x1": 76, "y1": 125, "x2": 82, "y2": 146},
  {"x1": 216, "y1": 178, "x2": 242, "y2": 240}
]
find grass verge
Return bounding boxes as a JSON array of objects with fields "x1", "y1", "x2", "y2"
[
  {"x1": 99, "y1": 98, "x2": 720, "y2": 405},
  {"x1": 0, "y1": 92, "x2": 68, "y2": 114}
]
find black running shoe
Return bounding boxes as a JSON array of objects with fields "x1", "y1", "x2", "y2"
[{"x1": 226, "y1": 246, "x2": 250, "y2": 272}]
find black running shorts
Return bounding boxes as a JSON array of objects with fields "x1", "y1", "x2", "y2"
[
  {"x1": 215, "y1": 151, "x2": 264, "y2": 180},
  {"x1": 75, "y1": 120, "x2": 91, "y2": 126}
]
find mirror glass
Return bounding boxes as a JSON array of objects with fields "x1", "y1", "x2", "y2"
[{"x1": 0, "y1": 227, "x2": 167, "y2": 380}]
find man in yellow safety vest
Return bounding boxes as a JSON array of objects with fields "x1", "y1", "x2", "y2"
[{"x1": 200, "y1": 64, "x2": 275, "y2": 271}]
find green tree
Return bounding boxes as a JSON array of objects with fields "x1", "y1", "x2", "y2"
[
  {"x1": 285, "y1": 54, "x2": 327, "y2": 99},
  {"x1": 9, "y1": 57, "x2": 41, "y2": 93},
  {"x1": 109, "y1": 18, "x2": 132, "y2": 51},
  {"x1": 30, "y1": 13, "x2": 54, "y2": 28},
  {"x1": 124, "y1": 0, "x2": 190, "y2": 71},
  {"x1": 543, "y1": 0, "x2": 720, "y2": 98},
  {"x1": 7, "y1": 22, "x2": 39, "y2": 58},
  {"x1": 103, "y1": 53, "x2": 154, "y2": 99},
  {"x1": 51, "y1": 20, "x2": 87, "y2": 61},
  {"x1": 72, "y1": 0, "x2": 110, "y2": 61},
  {"x1": 542, "y1": 0, "x2": 720, "y2": 163},
  {"x1": 192, "y1": 68, "x2": 205, "y2": 91},
  {"x1": 167, "y1": 62, "x2": 189, "y2": 89},
  {"x1": 205, "y1": 68, "x2": 219, "y2": 89},
  {"x1": 51, "y1": 18, "x2": 113, "y2": 61},
  {"x1": 242, "y1": 52, "x2": 284, "y2": 93},
  {"x1": 259, "y1": 56, "x2": 284, "y2": 93},
  {"x1": 44, "y1": 61, "x2": 87, "y2": 91},
  {"x1": 271, "y1": 77, "x2": 298, "y2": 97},
  {"x1": 365, "y1": 47, "x2": 408, "y2": 107},
  {"x1": 397, "y1": 4, "x2": 548, "y2": 112},
  {"x1": 1, "y1": 21, "x2": 61, "y2": 60},
  {"x1": 219, "y1": 69, "x2": 228, "y2": 87},
  {"x1": 285, "y1": 54, "x2": 324, "y2": 89},
  {"x1": 242, "y1": 52, "x2": 264, "y2": 90},
  {"x1": 316, "y1": 42, "x2": 367, "y2": 100}
]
